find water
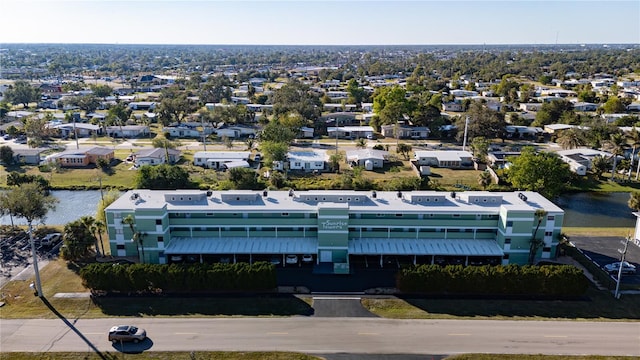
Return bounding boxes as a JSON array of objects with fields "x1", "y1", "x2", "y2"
[
  {"x1": 555, "y1": 192, "x2": 635, "y2": 228},
  {"x1": 0, "y1": 190, "x2": 107, "y2": 226}
]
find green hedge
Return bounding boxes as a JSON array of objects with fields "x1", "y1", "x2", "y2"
[
  {"x1": 396, "y1": 264, "x2": 589, "y2": 296},
  {"x1": 79, "y1": 262, "x2": 277, "y2": 293}
]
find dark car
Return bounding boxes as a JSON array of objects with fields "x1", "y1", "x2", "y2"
[{"x1": 108, "y1": 325, "x2": 147, "y2": 343}]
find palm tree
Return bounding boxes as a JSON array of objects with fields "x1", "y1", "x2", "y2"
[
  {"x1": 604, "y1": 133, "x2": 628, "y2": 181},
  {"x1": 556, "y1": 128, "x2": 585, "y2": 150},
  {"x1": 122, "y1": 214, "x2": 145, "y2": 263},
  {"x1": 80, "y1": 215, "x2": 100, "y2": 257},
  {"x1": 626, "y1": 128, "x2": 640, "y2": 180},
  {"x1": 528, "y1": 209, "x2": 547, "y2": 265},
  {"x1": 355, "y1": 138, "x2": 367, "y2": 149},
  {"x1": 92, "y1": 220, "x2": 107, "y2": 257},
  {"x1": 478, "y1": 171, "x2": 492, "y2": 189},
  {"x1": 628, "y1": 192, "x2": 640, "y2": 211}
]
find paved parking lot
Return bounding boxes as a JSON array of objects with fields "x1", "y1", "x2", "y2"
[{"x1": 568, "y1": 236, "x2": 640, "y2": 285}]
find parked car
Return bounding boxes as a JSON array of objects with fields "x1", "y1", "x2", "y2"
[
  {"x1": 270, "y1": 256, "x2": 281, "y2": 266},
  {"x1": 302, "y1": 254, "x2": 314, "y2": 263},
  {"x1": 108, "y1": 325, "x2": 147, "y2": 343},
  {"x1": 285, "y1": 254, "x2": 298, "y2": 265},
  {"x1": 603, "y1": 261, "x2": 637, "y2": 275},
  {"x1": 40, "y1": 233, "x2": 62, "y2": 246}
]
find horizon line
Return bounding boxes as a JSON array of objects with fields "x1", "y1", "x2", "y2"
[{"x1": 2, "y1": 42, "x2": 639, "y2": 47}]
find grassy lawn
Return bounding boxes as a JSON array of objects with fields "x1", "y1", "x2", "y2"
[
  {"x1": 361, "y1": 286, "x2": 640, "y2": 321},
  {"x1": 563, "y1": 227, "x2": 634, "y2": 237}
]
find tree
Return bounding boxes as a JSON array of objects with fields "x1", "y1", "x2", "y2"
[
  {"x1": 90, "y1": 84, "x2": 113, "y2": 99},
  {"x1": 135, "y1": 164, "x2": 192, "y2": 189},
  {"x1": 355, "y1": 138, "x2": 367, "y2": 149},
  {"x1": 152, "y1": 137, "x2": 177, "y2": 149},
  {"x1": 261, "y1": 141, "x2": 289, "y2": 166},
  {"x1": 628, "y1": 192, "x2": 640, "y2": 211},
  {"x1": 329, "y1": 153, "x2": 343, "y2": 172},
  {"x1": 455, "y1": 102, "x2": 506, "y2": 143},
  {"x1": 532, "y1": 100, "x2": 575, "y2": 127},
  {"x1": 478, "y1": 171, "x2": 492, "y2": 189},
  {"x1": 590, "y1": 155, "x2": 610, "y2": 178},
  {"x1": 602, "y1": 96, "x2": 626, "y2": 114},
  {"x1": 528, "y1": 209, "x2": 548, "y2": 265},
  {"x1": 556, "y1": 128, "x2": 586, "y2": 150},
  {"x1": 259, "y1": 120, "x2": 296, "y2": 144},
  {"x1": 24, "y1": 114, "x2": 55, "y2": 148},
  {"x1": 229, "y1": 167, "x2": 262, "y2": 189},
  {"x1": 4, "y1": 80, "x2": 41, "y2": 108},
  {"x1": 603, "y1": 133, "x2": 628, "y2": 181},
  {"x1": 346, "y1": 79, "x2": 366, "y2": 107},
  {"x1": 156, "y1": 86, "x2": 199, "y2": 126},
  {"x1": 0, "y1": 145, "x2": 14, "y2": 165},
  {"x1": 625, "y1": 128, "x2": 640, "y2": 180},
  {"x1": 80, "y1": 215, "x2": 102, "y2": 257},
  {"x1": 61, "y1": 219, "x2": 96, "y2": 261},
  {"x1": 5, "y1": 182, "x2": 57, "y2": 296},
  {"x1": 396, "y1": 143, "x2": 413, "y2": 160},
  {"x1": 122, "y1": 214, "x2": 145, "y2": 263},
  {"x1": 470, "y1": 137, "x2": 490, "y2": 163},
  {"x1": 372, "y1": 86, "x2": 410, "y2": 127},
  {"x1": 506, "y1": 147, "x2": 572, "y2": 199},
  {"x1": 271, "y1": 79, "x2": 321, "y2": 122}
]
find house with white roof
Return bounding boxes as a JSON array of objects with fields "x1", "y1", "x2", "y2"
[
  {"x1": 327, "y1": 126, "x2": 374, "y2": 139},
  {"x1": 414, "y1": 150, "x2": 474, "y2": 168},
  {"x1": 556, "y1": 148, "x2": 612, "y2": 176},
  {"x1": 193, "y1": 151, "x2": 251, "y2": 170},
  {"x1": 346, "y1": 149, "x2": 388, "y2": 170},
  {"x1": 274, "y1": 150, "x2": 329, "y2": 172},
  {"x1": 381, "y1": 124, "x2": 430, "y2": 139},
  {"x1": 133, "y1": 148, "x2": 181, "y2": 166}
]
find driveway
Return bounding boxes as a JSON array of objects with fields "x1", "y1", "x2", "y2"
[{"x1": 569, "y1": 236, "x2": 640, "y2": 285}]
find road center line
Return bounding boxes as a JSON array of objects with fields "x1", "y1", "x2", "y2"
[{"x1": 448, "y1": 333, "x2": 471, "y2": 336}]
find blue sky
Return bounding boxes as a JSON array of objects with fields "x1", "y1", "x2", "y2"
[{"x1": 3, "y1": 1, "x2": 639, "y2": 45}]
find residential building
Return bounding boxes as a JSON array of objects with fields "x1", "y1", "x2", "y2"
[
  {"x1": 133, "y1": 148, "x2": 181, "y2": 166},
  {"x1": 193, "y1": 151, "x2": 251, "y2": 169},
  {"x1": 274, "y1": 150, "x2": 328, "y2": 172},
  {"x1": 346, "y1": 149, "x2": 388, "y2": 170},
  {"x1": 414, "y1": 150, "x2": 474, "y2": 168},
  {"x1": 45, "y1": 146, "x2": 114, "y2": 167},
  {"x1": 381, "y1": 124, "x2": 430, "y2": 139},
  {"x1": 106, "y1": 125, "x2": 150, "y2": 138},
  {"x1": 104, "y1": 190, "x2": 564, "y2": 268},
  {"x1": 327, "y1": 126, "x2": 374, "y2": 139}
]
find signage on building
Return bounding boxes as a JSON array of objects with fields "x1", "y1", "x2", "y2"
[{"x1": 321, "y1": 219, "x2": 348, "y2": 231}]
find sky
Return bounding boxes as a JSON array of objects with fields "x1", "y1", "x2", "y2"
[{"x1": 2, "y1": 0, "x2": 639, "y2": 46}]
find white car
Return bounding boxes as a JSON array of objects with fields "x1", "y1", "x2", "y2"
[
  {"x1": 40, "y1": 233, "x2": 62, "y2": 246},
  {"x1": 302, "y1": 254, "x2": 314, "y2": 263},
  {"x1": 603, "y1": 261, "x2": 636, "y2": 275},
  {"x1": 285, "y1": 254, "x2": 298, "y2": 265}
]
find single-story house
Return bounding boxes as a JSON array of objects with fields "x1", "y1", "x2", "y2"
[
  {"x1": 298, "y1": 127, "x2": 315, "y2": 139},
  {"x1": 543, "y1": 124, "x2": 590, "y2": 134},
  {"x1": 505, "y1": 125, "x2": 544, "y2": 139},
  {"x1": 556, "y1": 148, "x2": 613, "y2": 176},
  {"x1": 106, "y1": 125, "x2": 150, "y2": 138},
  {"x1": 128, "y1": 102, "x2": 156, "y2": 110},
  {"x1": 381, "y1": 124, "x2": 430, "y2": 139},
  {"x1": 327, "y1": 126, "x2": 374, "y2": 139},
  {"x1": 215, "y1": 125, "x2": 257, "y2": 139},
  {"x1": 193, "y1": 151, "x2": 251, "y2": 169},
  {"x1": 442, "y1": 102, "x2": 464, "y2": 112},
  {"x1": 487, "y1": 151, "x2": 521, "y2": 168},
  {"x1": 322, "y1": 112, "x2": 358, "y2": 126},
  {"x1": 45, "y1": 146, "x2": 114, "y2": 167},
  {"x1": 273, "y1": 150, "x2": 329, "y2": 172},
  {"x1": 0, "y1": 121, "x2": 24, "y2": 135},
  {"x1": 12, "y1": 148, "x2": 44, "y2": 165},
  {"x1": 166, "y1": 126, "x2": 201, "y2": 138},
  {"x1": 572, "y1": 102, "x2": 598, "y2": 112},
  {"x1": 346, "y1": 149, "x2": 388, "y2": 170},
  {"x1": 519, "y1": 103, "x2": 543, "y2": 112},
  {"x1": 5, "y1": 111, "x2": 34, "y2": 121},
  {"x1": 51, "y1": 123, "x2": 101, "y2": 138},
  {"x1": 133, "y1": 148, "x2": 181, "y2": 166},
  {"x1": 414, "y1": 150, "x2": 474, "y2": 168}
]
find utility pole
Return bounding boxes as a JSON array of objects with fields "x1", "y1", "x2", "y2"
[
  {"x1": 462, "y1": 116, "x2": 469, "y2": 152},
  {"x1": 614, "y1": 236, "x2": 630, "y2": 299}
]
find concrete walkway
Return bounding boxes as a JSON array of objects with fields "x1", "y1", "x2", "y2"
[{"x1": 554, "y1": 255, "x2": 607, "y2": 290}]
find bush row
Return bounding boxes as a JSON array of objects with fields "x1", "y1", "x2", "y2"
[
  {"x1": 396, "y1": 264, "x2": 589, "y2": 296},
  {"x1": 79, "y1": 262, "x2": 276, "y2": 293}
]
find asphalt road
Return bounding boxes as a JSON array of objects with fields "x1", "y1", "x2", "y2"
[{"x1": 1, "y1": 317, "x2": 639, "y2": 356}]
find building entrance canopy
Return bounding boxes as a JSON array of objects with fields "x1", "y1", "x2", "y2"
[
  {"x1": 349, "y1": 238, "x2": 504, "y2": 256},
  {"x1": 165, "y1": 237, "x2": 318, "y2": 255}
]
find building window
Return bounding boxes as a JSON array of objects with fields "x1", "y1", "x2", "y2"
[
  {"x1": 505, "y1": 238, "x2": 511, "y2": 244},
  {"x1": 158, "y1": 236, "x2": 164, "y2": 243},
  {"x1": 503, "y1": 254, "x2": 509, "y2": 260},
  {"x1": 155, "y1": 219, "x2": 162, "y2": 225},
  {"x1": 206, "y1": 213, "x2": 213, "y2": 216},
  {"x1": 282, "y1": 212, "x2": 289, "y2": 216},
  {"x1": 395, "y1": 214, "x2": 403, "y2": 217},
  {"x1": 452, "y1": 214, "x2": 460, "y2": 218},
  {"x1": 116, "y1": 228, "x2": 123, "y2": 235},
  {"x1": 543, "y1": 247, "x2": 551, "y2": 252},
  {"x1": 545, "y1": 231, "x2": 552, "y2": 237},
  {"x1": 506, "y1": 221, "x2": 513, "y2": 227},
  {"x1": 547, "y1": 216, "x2": 554, "y2": 221},
  {"x1": 116, "y1": 244, "x2": 125, "y2": 250}
]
